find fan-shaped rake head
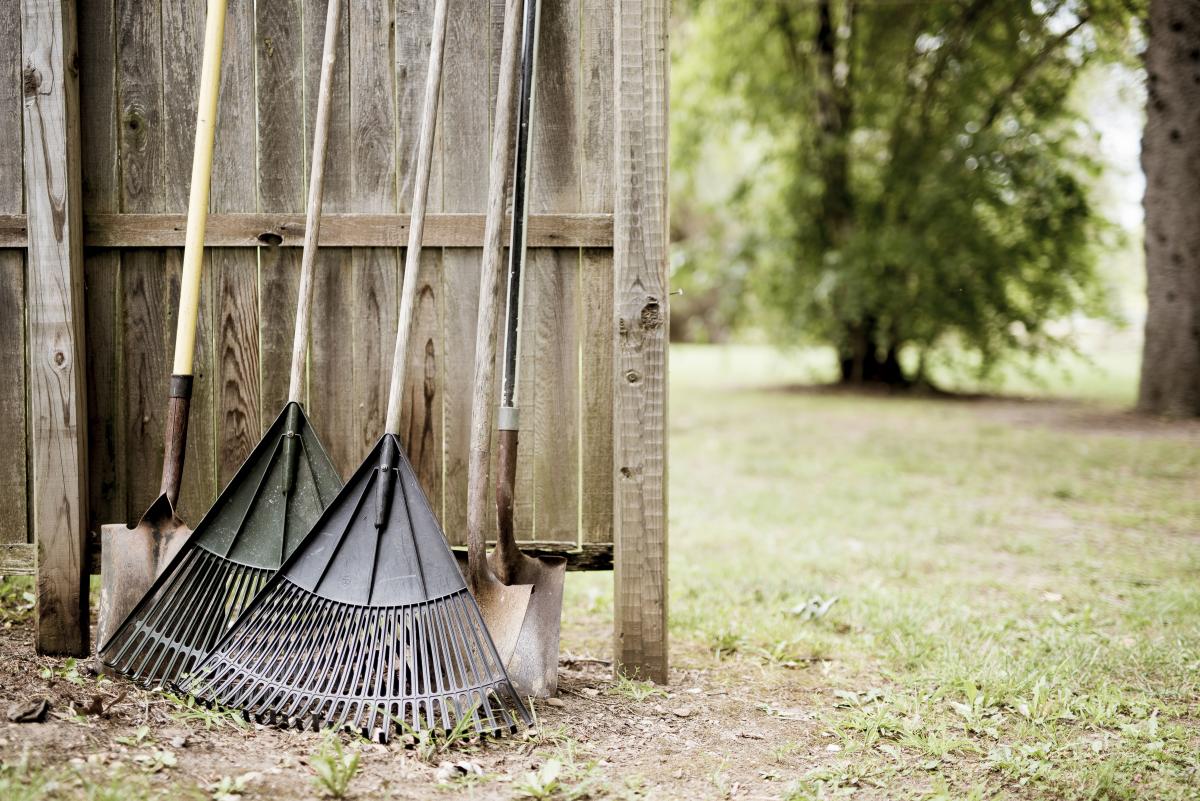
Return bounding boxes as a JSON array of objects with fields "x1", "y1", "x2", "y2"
[
  {"x1": 179, "y1": 434, "x2": 531, "y2": 742},
  {"x1": 99, "y1": 403, "x2": 342, "y2": 686}
]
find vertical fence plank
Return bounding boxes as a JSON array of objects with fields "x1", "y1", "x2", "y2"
[
  {"x1": 304, "y1": 0, "x2": 354, "y2": 475},
  {"x1": 162, "y1": 0, "x2": 215, "y2": 521},
  {"x1": 349, "y1": 0, "x2": 400, "y2": 458},
  {"x1": 531, "y1": 0, "x2": 582, "y2": 542},
  {"x1": 213, "y1": 0, "x2": 260, "y2": 486},
  {"x1": 613, "y1": 0, "x2": 668, "y2": 682},
  {"x1": 398, "y1": 0, "x2": 443, "y2": 515},
  {"x1": 22, "y1": 0, "x2": 89, "y2": 653},
  {"x1": 0, "y1": 0, "x2": 28, "y2": 547},
  {"x1": 79, "y1": 0, "x2": 123, "y2": 534},
  {"x1": 256, "y1": 0, "x2": 306, "y2": 430},
  {"x1": 580, "y1": 0, "x2": 615, "y2": 544},
  {"x1": 117, "y1": 0, "x2": 169, "y2": 522},
  {"x1": 439, "y1": 0, "x2": 490, "y2": 543}
]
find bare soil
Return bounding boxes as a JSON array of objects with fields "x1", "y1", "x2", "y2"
[{"x1": 0, "y1": 611, "x2": 831, "y2": 800}]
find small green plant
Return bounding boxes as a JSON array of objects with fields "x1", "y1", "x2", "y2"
[
  {"x1": 389, "y1": 706, "x2": 480, "y2": 764},
  {"x1": 210, "y1": 773, "x2": 257, "y2": 801},
  {"x1": 161, "y1": 692, "x2": 248, "y2": 731},
  {"x1": 115, "y1": 725, "x2": 153, "y2": 747},
  {"x1": 514, "y1": 759, "x2": 563, "y2": 800},
  {"x1": 311, "y1": 734, "x2": 361, "y2": 799},
  {"x1": 39, "y1": 657, "x2": 88, "y2": 686},
  {"x1": 609, "y1": 674, "x2": 666, "y2": 703}
]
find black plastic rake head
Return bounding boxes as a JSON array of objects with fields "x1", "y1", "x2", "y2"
[
  {"x1": 179, "y1": 434, "x2": 532, "y2": 742},
  {"x1": 99, "y1": 403, "x2": 343, "y2": 685}
]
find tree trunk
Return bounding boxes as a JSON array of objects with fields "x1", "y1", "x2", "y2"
[
  {"x1": 1138, "y1": 0, "x2": 1200, "y2": 417},
  {"x1": 837, "y1": 319, "x2": 908, "y2": 386}
]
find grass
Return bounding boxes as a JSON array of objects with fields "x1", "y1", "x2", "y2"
[{"x1": 566, "y1": 341, "x2": 1199, "y2": 798}]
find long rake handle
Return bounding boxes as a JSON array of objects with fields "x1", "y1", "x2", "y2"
[
  {"x1": 383, "y1": 0, "x2": 450, "y2": 435},
  {"x1": 161, "y1": 0, "x2": 227, "y2": 506},
  {"x1": 466, "y1": 0, "x2": 524, "y2": 576},
  {"x1": 288, "y1": 0, "x2": 342, "y2": 404}
]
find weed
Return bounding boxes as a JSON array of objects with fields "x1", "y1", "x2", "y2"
[
  {"x1": 389, "y1": 706, "x2": 480, "y2": 764},
  {"x1": 608, "y1": 675, "x2": 666, "y2": 703},
  {"x1": 311, "y1": 734, "x2": 360, "y2": 799},
  {"x1": 161, "y1": 693, "x2": 248, "y2": 731},
  {"x1": 39, "y1": 657, "x2": 89, "y2": 686},
  {"x1": 514, "y1": 759, "x2": 563, "y2": 799}
]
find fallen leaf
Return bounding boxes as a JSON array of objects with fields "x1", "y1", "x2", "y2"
[
  {"x1": 544, "y1": 697, "x2": 566, "y2": 708},
  {"x1": 7, "y1": 698, "x2": 50, "y2": 723},
  {"x1": 671, "y1": 706, "x2": 694, "y2": 718}
]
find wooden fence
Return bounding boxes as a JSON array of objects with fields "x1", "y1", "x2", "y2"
[{"x1": 1, "y1": 0, "x2": 668, "y2": 682}]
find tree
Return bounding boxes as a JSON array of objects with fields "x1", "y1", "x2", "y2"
[
  {"x1": 672, "y1": 0, "x2": 1138, "y2": 385},
  {"x1": 1138, "y1": 0, "x2": 1200, "y2": 417}
]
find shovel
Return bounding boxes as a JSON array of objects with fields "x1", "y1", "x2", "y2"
[
  {"x1": 97, "y1": 0, "x2": 228, "y2": 649},
  {"x1": 463, "y1": 0, "x2": 566, "y2": 699}
]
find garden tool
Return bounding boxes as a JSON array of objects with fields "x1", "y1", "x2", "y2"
[
  {"x1": 97, "y1": 0, "x2": 228, "y2": 651},
  {"x1": 180, "y1": 0, "x2": 530, "y2": 741},
  {"x1": 459, "y1": 0, "x2": 533, "y2": 674},
  {"x1": 491, "y1": 0, "x2": 566, "y2": 698},
  {"x1": 477, "y1": 0, "x2": 567, "y2": 699},
  {"x1": 98, "y1": 0, "x2": 346, "y2": 684}
]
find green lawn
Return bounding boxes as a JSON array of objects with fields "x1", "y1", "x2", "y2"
[
  {"x1": 572, "y1": 342, "x2": 1199, "y2": 798},
  {"x1": 2, "y1": 341, "x2": 1196, "y2": 800}
]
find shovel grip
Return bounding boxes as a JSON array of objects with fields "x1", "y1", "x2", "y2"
[
  {"x1": 160, "y1": 375, "x2": 193, "y2": 509},
  {"x1": 494, "y1": 427, "x2": 521, "y2": 582}
]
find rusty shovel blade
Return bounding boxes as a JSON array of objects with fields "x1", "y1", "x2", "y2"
[
  {"x1": 490, "y1": 550, "x2": 566, "y2": 699},
  {"x1": 96, "y1": 493, "x2": 191, "y2": 653}
]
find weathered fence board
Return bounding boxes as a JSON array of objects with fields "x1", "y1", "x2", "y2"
[
  {"x1": 613, "y1": 0, "x2": 669, "y2": 682},
  {"x1": 0, "y1": 0, "x2": 27, "y2": 550},
  {"x1": 3, "y1": 0, "x2": 669, "y2": 680},
  {"x1": 22, "y1": 0, "x2": 90, "y2": 655}
]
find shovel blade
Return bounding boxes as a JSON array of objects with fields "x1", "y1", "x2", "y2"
[
  {"x1": 471, "y1": 576, "x2": 533, "y2": 668},
  {"x1": 497, "y1": 554, "x2": 566, "y2": 698},
  {"x1": 96, "y1": 494, "x2": 191, "y2": 651}
]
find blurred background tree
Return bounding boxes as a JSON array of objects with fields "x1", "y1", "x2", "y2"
[{"x1": 671, "y1": 0, "x2": 1142, "y2": 386}]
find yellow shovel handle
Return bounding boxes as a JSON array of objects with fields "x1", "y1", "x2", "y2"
[{"x1": 172, "y1": 0, "x2": 227, "y2": 376}]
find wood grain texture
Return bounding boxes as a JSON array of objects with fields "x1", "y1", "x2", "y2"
[
  {"x1": 612, "y1": 0, "x2": 669, "y2": 682},
  {"x1": 212, "y1": 0, "x2": 260, "y2": 486},
  {"x1": 116, "y1": 0, "x2": 169, "y2": 521},
  {"x1": 580, "y1": 0, "x2": 615, "y2": 544},
  {"x1": 0, "y1": 543, "x2": 36, "y2": 576},
  {"x1": 22, "y1": 0, "x2": 90, "y2": 654},
  {"x1": 530, "y1": 0, "x2": 582, "y2": 543},
  {"x1": 255, "y1": 0, "x2": 306, "y2": 431},
  {"x1": 1, "y1": 212, "x2": 615, "y2": 247},
  {"x1": 0, "y1": 0, "x2": 27, "y2": 547},
  {"x1": 78, "y1": 0, "x2": 123, "y2": 535},
  {"x1": 161, "y1": 0, "x2": 215, "y2": 522},
  {"x1": 439, "y1": 0, "x2": 492, "y2": 543},
  {"x1": 304, "y1": 0, "x2": 355, "y2": 477},
  {"x1": 349, "y1": 0, "x2": 400, "y2": 457}
]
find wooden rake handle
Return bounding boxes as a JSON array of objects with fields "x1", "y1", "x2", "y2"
[
  {"x1": 465, "y1": 0, "x2": 525, "y2": 579},
  {"x1": 287, "y1": 0, "x2": 343, "y2": 404},
  {"x1": 383, "y1": 0, "x2": 450, "y2": 435}
]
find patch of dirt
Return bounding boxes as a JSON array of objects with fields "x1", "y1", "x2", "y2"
[{"x1": 0, "y1": 614, "x2": 834, "y2": 800}]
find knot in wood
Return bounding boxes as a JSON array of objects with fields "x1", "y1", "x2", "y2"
[
  {"x1": 640, "y1": 298, "x2": 663, "y2": 330},
  {"x1": 22, "y1": 66, "x2": 41, "y2": 97},
  {"x1": 624, "y1": 369, "x2": 641, "y2": 384},
  {"x1": 53, "y1": 351, "x2": 66, "y2": 367},
  {"x1": 257, "y1": 231, "x2": 284, "y2": 246}
]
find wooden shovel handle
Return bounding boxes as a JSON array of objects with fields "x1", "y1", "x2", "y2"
[{"x1": 465, "y1": 0, "x2": 524, "y2": 580}]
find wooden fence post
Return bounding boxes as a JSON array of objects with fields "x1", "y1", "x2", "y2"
[
  {"x1": 612, "y1": 0, "x2": 669, "y2": 683},
  {"x1": 22, "y1": 0, "x2": 89, "y2": 655}
]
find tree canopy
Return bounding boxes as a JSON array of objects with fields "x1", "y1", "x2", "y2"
[{"x1": 672, "y1": 0, "x2": 1141, "y2": 384}]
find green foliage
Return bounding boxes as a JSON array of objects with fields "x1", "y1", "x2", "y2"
[
  {"x1": 310, "y1": 735, "x2": 360, "y2": 799},
  {"x1": 672, "y1": 0, "x2": 1140, "y2": 381}
]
